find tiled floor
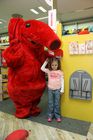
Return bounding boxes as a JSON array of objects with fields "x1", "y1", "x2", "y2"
[{"x1": 0, "y1": 111, "x2": 93, "y2": 140}]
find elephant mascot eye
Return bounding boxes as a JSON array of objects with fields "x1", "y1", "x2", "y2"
[{"x1": 26, "y1": 23, "x2": 31, "y2": 28}]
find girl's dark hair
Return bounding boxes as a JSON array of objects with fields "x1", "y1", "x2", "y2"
[{"x1": 48, "y1": 57, "x2": 61, "y2": 70}]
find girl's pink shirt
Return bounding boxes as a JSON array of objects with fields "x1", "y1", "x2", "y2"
[{"x1": 44, "y1": 69, "x2": 63, "y2": 90}]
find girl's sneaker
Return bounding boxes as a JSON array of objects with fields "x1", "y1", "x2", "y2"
[
  {"x1": 48, "y1": 118, "x2": 52, "y2": 122},
  {"x1": 56, "y1": 118, "x2": 62, "y2": 122}
]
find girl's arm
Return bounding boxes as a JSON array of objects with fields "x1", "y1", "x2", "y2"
[
  {"x1": 41, "y1": 58, "x2": 49, "y2": 73},
  {"x1": 60, "y1": 76, "x2": 64, "y2": 94}
]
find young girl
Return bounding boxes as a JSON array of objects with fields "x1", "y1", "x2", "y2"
[{"x1": 41, "y1": 57, "x2": 64, "y2": 122}]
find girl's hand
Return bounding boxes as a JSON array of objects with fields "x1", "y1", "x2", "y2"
[
  {"x1": 60, "y1": 89, "x2": 64, "y2": 94},
  {"x1": 48, "y1": 50, "x2": 54, "y2": 56},
  {"x1": 60, "y1": 92, "x2": 64, "y2": 95}
]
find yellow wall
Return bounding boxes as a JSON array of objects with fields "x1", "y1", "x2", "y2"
[{"x1": 61, "y1": 34, "x2": 93, "y2": 122}]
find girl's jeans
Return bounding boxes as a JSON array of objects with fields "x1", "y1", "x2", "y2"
[{"x1": 48, "y1": 88, "x2": 61, "y2": 119}]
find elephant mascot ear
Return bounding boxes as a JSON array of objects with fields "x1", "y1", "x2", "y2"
[{"x1": 8, "y1": 16, "x2": 24, "y2": 45}]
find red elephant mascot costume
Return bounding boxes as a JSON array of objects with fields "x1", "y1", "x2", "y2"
[{"x1": 3, "y1": 17, "x2": 62, "y2": 118}]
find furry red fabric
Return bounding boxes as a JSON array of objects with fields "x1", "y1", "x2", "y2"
[
  {"x1": 3, "y1": 17, "x2": 62, "y2": 118},
  {"x1": 5, "y1": 129, "x2": 29, "y2": 140},
  {"x1": 54, "y1": 49, "x2": 63, "y2": 58}
]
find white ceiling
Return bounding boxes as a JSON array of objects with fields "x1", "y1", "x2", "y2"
[{"x1": 0, "y1": 0, "x2": 93, "y2": 34}]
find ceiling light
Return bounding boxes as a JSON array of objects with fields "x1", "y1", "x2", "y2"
[
  {"x1": 75, "y1": 9, "x2": 84, "y2": 13},
  {"x1": 38, "y1": 6, "x2": 47, "y2": 12},
  {"x1": 30, "y1": 9, "x2": 39, "y2": 14},
  {"x1": 0, "y1": 21, "x2": 3, "y2": 24},
  {"x1": 0, "y1": 19, "x2": 6, "y2": 22},
  {"x1": 45, "y1": 0, "x2": 52, "y2": 6},
  {"x1": 36, "y1": 16, "x2": 48, "y2": 20}
]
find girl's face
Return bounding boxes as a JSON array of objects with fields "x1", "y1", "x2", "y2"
[{"x1": 51, "y1": 61, "x2": 58, "y2": 70}]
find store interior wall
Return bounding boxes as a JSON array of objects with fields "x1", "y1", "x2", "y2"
[{"x1": 59, "y1": 31, "x2": 93, "y2": 122}]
